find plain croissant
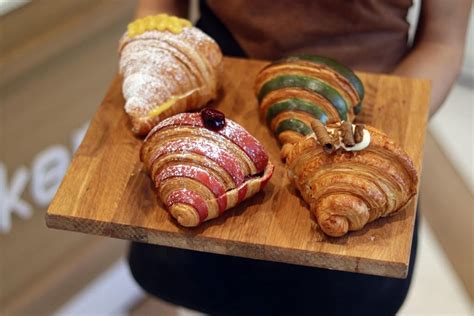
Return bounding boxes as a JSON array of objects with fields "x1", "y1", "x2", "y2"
[
  {"x1": 140, "y1": 110, "x2": 274, "y2": 227},
  {"x1": 285, "y1": 125, "x2": 418, "y2": 237},
  {"x1": 119, "y1": 14, "x2": 223, "y2": 135}
]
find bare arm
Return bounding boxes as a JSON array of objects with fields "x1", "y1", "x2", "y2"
[
  {"x1": 393, "y1": 0, "x2": 471, "y2": 117},
  {"x1": 135, "y1": 0, "x2": 189, "y2": 18}
]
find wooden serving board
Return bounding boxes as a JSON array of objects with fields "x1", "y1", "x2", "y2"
[{"x1": 46, "y1": 57, "x2": 430, "y2": 278}]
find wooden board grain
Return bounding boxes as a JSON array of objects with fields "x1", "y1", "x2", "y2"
[{"x1": 46, "y1": 57, "x2": 430, "y2": 278}]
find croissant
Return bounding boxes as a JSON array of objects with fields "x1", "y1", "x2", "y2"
[
  {"x1": 140, "y1": 109, "x2": 274, "y2": 227},
  {"x1": 285, "y1": 123, "x2": 418, "y2": 237},
  {"x1": 119, "y1": 14, "x2": 223, "y2": 135},
  {"x1": 255, "y1": 55, "x2": 364, "y2": 145}
]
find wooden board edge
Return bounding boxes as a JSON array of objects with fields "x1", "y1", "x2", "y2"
[
  {"x1": 394, "y1": 76, "x2": 430, "y2": 275},
  {"x1": 399, "y1": 196, "x2": 419, "y2": 274},
  {"x1": 45, "y1": 213, "x2": 408, "y2": 278}
]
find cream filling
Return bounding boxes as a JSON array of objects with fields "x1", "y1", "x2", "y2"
[
  {"x1": 333, "y1": 128, "x2": 371, "y2": 152},
  {"x1": 309, "y1": 124, "x2": 371, "y2": 152},
  {"x1": 127, "y1": 14, "x2": 192, "y2": 38},
  {"x1": 148, "y1": 87, "x2": 202, "y2": 118}
]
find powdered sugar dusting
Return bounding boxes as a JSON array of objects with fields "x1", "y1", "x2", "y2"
[
  {"x1": 119, "y1": 27, "x2": 222, "y2": 118},
  {"x1": 152, "y1": 137, "x2": 245, "y2": 185},
  {"x1": 147, "y1": 113, "x2": 269, "y2": 173},
  {"x1": 122, "y1": 73, "x2": 174, "y2": 115},
  {"x1": 156, "y1": 164, "x2": 225, "y2": 198}
]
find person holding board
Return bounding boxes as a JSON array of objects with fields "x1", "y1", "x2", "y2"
[{"x1": 129, "y1": 1, "x2": 471, "y2": 315}]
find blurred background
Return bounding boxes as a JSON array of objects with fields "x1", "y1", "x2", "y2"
[{"x1": 0, "y1": 1, "x2": 472, "y2": 315}]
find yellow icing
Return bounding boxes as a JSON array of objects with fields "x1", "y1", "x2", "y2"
[
  {"x1": 148, "y1": 96, "x2": 178, "y2": 117},
  {"x1": 127, "y1": 14, "x2": 192, "y2": 37}
]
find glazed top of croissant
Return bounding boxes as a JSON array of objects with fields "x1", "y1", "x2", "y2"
[{"x1": 140, "y1": 112, "x2": 270, "y2": 189}]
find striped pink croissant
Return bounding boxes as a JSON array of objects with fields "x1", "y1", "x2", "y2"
[{"x1": 140, "y1": 109, "x2": 274, "y2": 227}]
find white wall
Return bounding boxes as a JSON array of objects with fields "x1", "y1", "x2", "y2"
[{"x1": 0, "y1": 0, "x2": 30, "y2": 16}]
